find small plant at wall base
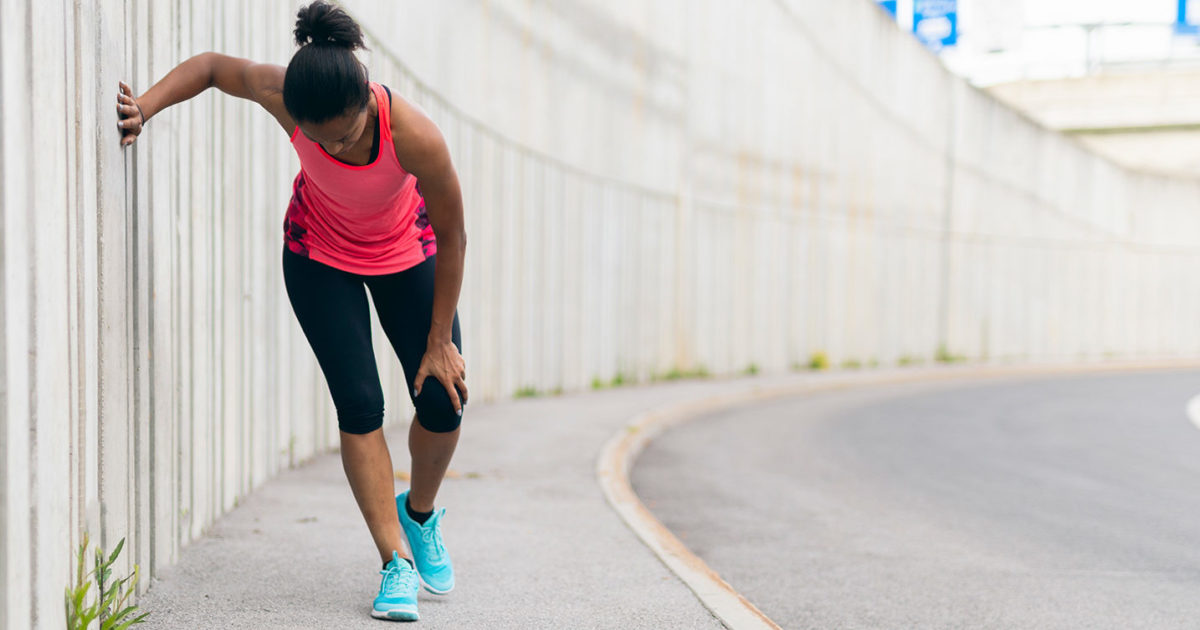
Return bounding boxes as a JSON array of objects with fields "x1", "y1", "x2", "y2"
[
  {"x1": 935, "y1": 344, "x2": 968, "y2": 364},
  {"x1": 651, "y1": 365, "x2": 711, "y2": 382},
  {"x1": 809, "y1": 351, "x2": 829, "y2": 371},
  {"x1": 64, "y1": 531, "x2": 150, "y2": 629}
]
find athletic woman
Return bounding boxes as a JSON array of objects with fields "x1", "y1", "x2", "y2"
[{"x1": 116, "y1": 2, "x2": 467, "y2": 621}]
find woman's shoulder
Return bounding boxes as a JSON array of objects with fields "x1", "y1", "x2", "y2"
[
  {"x1": 383, "y1": 85, "x2": 429, "y2": 131},
  {"x1": 244, "y1": 64, "x2": 295, "y2": 135},
  {"x1": 245, "y1": 63, "x2": 287, "y2": 94},
  {"x1": 386, "y1": 88, "x2": 444, "y2": 153},
  {"x1": 386, "y1": 88, "x2": 448, "y2": 171}
]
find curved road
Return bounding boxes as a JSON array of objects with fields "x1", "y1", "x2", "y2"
[{"x1": 632, "y1": 368, "x2": 1200, "y2": 629}]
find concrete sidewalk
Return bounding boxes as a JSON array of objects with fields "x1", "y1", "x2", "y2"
[
  {"x1": 135, "y1": 361, "x2": 1189, "y2": 628},
  {"x1": 138, "y1": 371, "x2": 822, "y2": 629}
]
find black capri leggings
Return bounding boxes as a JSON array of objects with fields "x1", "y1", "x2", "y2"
[{"x1": 282, "y1": 244, "x2": 464, "y2": 434}]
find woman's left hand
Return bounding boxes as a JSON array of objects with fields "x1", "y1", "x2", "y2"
[{"x1": 413, "y1": 340, "x2": 468, "y2": 415}]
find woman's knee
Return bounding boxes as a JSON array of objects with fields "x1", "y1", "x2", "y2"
[
  {"x1": 413, "y1": 380, "x2": 464, "y2": 433},
  {"x1": 333, "y1": 383, "x2": 386, "y2": 434}
]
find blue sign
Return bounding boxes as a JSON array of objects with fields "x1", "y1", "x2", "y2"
[
  {"x1": 877, "y1": 0, "x2": 897, "y2": 18},
  {"x1": 1178, "y1": 0, "x2": 1200, "y2": 35},
  {"x1": 913, "y1": 0, "x2": 958, "y2": 51}
]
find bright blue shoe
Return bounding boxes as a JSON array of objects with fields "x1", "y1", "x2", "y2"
[
  {"x1": 396, "y1": 490, "x2": 455, "y2": 594},
  {"x1": 371, "y1": 550, "x2": 419, "y2": 621}
]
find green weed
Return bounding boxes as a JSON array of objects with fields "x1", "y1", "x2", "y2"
[
  {"x1": 64, "y1": 531, "x2": 150, "y2": 630},
  {"x1": 809, "y1": 351, "x2": 829, "y2": 371},
  {"x1": 935, "y1": 344, "x2": 968, "y2": 364}
]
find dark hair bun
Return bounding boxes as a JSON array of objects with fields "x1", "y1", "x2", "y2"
[{"x1": 294, "y1": 1, "x2": 365, "y2": 49}]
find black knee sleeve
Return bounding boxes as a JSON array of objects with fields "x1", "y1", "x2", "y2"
[{"x1": 413, "y1": 379, "x2": 464, "y2": 433}]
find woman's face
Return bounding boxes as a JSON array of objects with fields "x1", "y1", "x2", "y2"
[{"x1": 299, "y1": 105, "x2": 369, "y2": 156}]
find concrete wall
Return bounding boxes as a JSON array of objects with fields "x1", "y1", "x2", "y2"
[
  {"x1": 3, "y1": 2, "x2": 317, "y2": 627},
  {"x1": 988, "y1": 70, "x2": 1200, "y2": 176},
  {"x1": 3, "y1": 0, "x2": 1200, "y2": 627}
]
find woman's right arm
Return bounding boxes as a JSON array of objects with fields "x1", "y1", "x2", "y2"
[{"x1": 119, "y1": 52, "x2": 296, "y2": 146}]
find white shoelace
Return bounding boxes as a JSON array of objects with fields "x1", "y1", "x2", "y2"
[
  {"x1": 419, "y1": 509, "x2": 448, "y2": 562},
  {"x1": 420, "y1": 527, "x2": 446, "y2": 561},
  {"x1": 380, "y1": 563, "x2": 416, "y2": 595}
]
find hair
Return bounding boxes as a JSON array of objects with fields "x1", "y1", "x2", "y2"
[{"x1": 283, "y1": 1, "x2": 370, "y2": 124}]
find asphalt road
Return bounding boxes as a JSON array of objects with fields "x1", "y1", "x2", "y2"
[{"x1": 632, "y1": 368, "x2": 1200, "y2": 629}]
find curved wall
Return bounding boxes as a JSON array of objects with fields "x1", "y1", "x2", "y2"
[{"x1": 2, "y1": 0, "x2": 1199, "y2": 626}]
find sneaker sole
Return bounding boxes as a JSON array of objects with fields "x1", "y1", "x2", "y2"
[{"x1": 371, "y1": 606, "x2": 419, "y2": 621}]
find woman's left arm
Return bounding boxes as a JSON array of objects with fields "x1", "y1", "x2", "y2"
[{"x1": 391, "y1": 97, "x2": 469, "y2": 411}]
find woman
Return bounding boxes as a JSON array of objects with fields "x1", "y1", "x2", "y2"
[{"x1": 117, "y1": 1, "x2": 467, "y2": 622}]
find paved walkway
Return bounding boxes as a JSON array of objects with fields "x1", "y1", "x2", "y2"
[
  {"x1": 137, "y1": 371, "x2": 813, "y2": 629},
  {"x1": 135, "y1": 361, "x2": 1188, "y2": 628}
]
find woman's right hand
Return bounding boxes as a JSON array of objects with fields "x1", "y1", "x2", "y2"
[{"x1": 117, "y1": 81, "x2": 145, "y2": 147}]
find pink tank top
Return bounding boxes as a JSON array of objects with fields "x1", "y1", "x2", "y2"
[{"x1": 282, "y1": 81, "x2": 436, "y2": 275}]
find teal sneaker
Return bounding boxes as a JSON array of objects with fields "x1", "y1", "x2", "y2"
[
  {"x1": 371, "y1": 550, "x2": 419, "y2": 621},
  {"x1": 396, "y1": 490, "x2": 455, "y2": 594}
]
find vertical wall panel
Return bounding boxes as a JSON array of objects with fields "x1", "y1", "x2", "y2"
[
  {"x1": 30, "y1": 0, "x2": 72, "y2": 624},
  {"x1": 1, "y1": 0, "x2": 34, "y2": 627}
]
